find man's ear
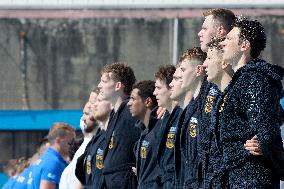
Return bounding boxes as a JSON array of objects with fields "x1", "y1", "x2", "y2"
[
  {"x1": 216, "y1": 25, "x2": 226, "y2": 36},
  {"x1": 196, "y1": 65, "x2": 205, "y2": 76},
  {"x1": 240, "y1": 40, "x2": 251, "y2": 52},
  {"x1": 144, "y1": 97, "x2": 153, "y2": 108},
  {"x1": 115, "y1": 82, "x2": 124, "y2": 92},
  {"x1": 54, "y1": 137, "x2": 61, "y2": 146}
]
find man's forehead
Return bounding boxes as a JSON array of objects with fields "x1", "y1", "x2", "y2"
[
  {"x1": 131, "y1": 88, "x2": 140, "y2": 96},
  {"x1": 83, "y1": 103, "x2": 90, "y2": 112},
  {"x1": 180, "y1": 59, "x2": 197, "y2": 68},
  {"x1": 174, "y1": 68, "x2": 181, "y2": 76},
  {"x1": 204, "y1": 15, "x2": 214, "y2": 24},
  {"x1": 155, "y1": 79, "x2": 166, "y2": 86},
  {"x1": 180, "y1": 60, "x2": 189, "y2": 67},
  {"x1": 101, "y1": 72, "x2": 112, "y2": 80},
  {"x1": 204, "y1": 15, "x2": 220, "y2": 28}
]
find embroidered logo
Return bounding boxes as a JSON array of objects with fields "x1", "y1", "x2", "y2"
[
  {"x1": 204, "y1": 87, "x2": 218, "y2": 113},
  {"x1": 86, "y1": 155, "x2": 92, "y2": 175},
  {"x1": 189, "y1": 117, "x2": 198, "y2": 138},
  {"x1": 140, "y1": 140, "x2": 149, "y2": 159},
  {"x1": 96, "y1": 148, "x2": 104, "y2": 170},
  {"x1": 27, "y1": 178, "x2": 32, "y2": 184},
  {"x1": 166, "y1": 126, "x2": 177, "y2": 149},
  {"x1": 219, "y1": 95, "x2": 227, "y2": 113},
  {"x1": 204, "y1": 95, "x2": 214, "y2": 113},
  {"x1": 108, "y1": 131, "x2": 115, "y2": 149},
  {"x1": 47, "y1": 173, "x2": 56, "y2": 179},
  {"x1": 17, "y1": 176, "x2": 25, "y2": 183}
]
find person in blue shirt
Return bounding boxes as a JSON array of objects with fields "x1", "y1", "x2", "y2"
[
  {"x1": 2, "y1": 159, "x2": 18, "y2": 189},
  {"x1": 2, "y1": 157, "x2": 30, "y2": 189},
  {"x1": 27, "y1": 122, "x2": 75, "y2": 189},
  {"x1": 13, "y1": 163, "x2": 32, "y2": 189},
  {"x1": 10, "y1": 136, "x2": 50, "y2": 189}
]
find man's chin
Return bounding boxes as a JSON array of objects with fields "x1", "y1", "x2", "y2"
[
  {"x1": 130, "y1": 113, "x2": 137, "y2": 117},
  {"x1": 201, "y1": 44, "x2": 207, "y2": 52}
]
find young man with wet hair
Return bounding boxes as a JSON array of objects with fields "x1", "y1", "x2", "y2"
[
  {"x1": 27, "y1": 123, "x2": 75, "y2": 189},
  {"x1": 98, "y1": 63, "x2": 141, "y2": 189},
  {"x1": 212, "y1": 18, "x2": 284, "y2": 188},
  {"x1": 198, "y1": 8, "x2": 235, "y2": 52},
  {"x1": 203, "y1": 37, "x2": 233, "y2": 92},
  {"x1": 127, "y1": 80, "x2": 159, "y2": 189},
  {"x1": 202, "y1": 37, "x2": 234, "y2": 188}
]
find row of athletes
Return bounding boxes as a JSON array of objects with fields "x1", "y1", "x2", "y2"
[
  {"x1": 10, "y1": 8, "x2": 284, "y2": 189},
  {"x1": 69, "y1": 8, "x2": 284, "y2": 189}
]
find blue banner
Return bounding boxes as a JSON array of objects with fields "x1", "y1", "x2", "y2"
[{"x1": 0, "y1": 110, "x2": 82, "y2": 130}]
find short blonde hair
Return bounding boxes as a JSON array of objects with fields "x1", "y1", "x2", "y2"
[
  {"x1": 47, "y1": 122, "x2": 75, "y2": 143},
  {"x1": 179, "y1": 47, "x2": 207, "y2": 65}
]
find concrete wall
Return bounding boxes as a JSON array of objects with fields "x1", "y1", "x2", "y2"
[
  {"x1": 1, "y1": 15, "x2": 283, "y2": 110},
  {"x1": 0, "y1": 18, "x2": 173, "y2": 110}
]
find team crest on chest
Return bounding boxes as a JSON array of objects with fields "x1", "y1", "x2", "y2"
[
  {"x1": 189, "y1": 117, "x2": 198, "y2": 138},
  {"x1": 96, "y1": 148, "x2": 104, "y2": 170},
  {"x1": 86, "y1": 155, "x2": 92, "y2": 175},
  {"x1": 166, "y1": 126, "x2": 177, "y2": 149},
  {"x1": 204, "y1": 95, "x2": 214, "y2": 113},
  {"x1": 140, "y1": 140, "x2": 149, "y2": 159},
  {"x1": 108, "y1": 131, "x2": 115, "y2": 149},
  {"x1": 204, "y1": 87, "x2": 218, "y2": 113},
  {"x1": 219, "y1": 95, "x2": 227, "y2": 113}
]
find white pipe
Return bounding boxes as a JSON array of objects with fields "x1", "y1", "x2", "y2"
[{"x1": 172, "y1": 17, "x2": 179, "y2": 65}]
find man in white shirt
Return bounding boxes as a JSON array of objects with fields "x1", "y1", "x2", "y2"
[{"x1": 59, "y1": 89, "x2": 99, "y2": 189}]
